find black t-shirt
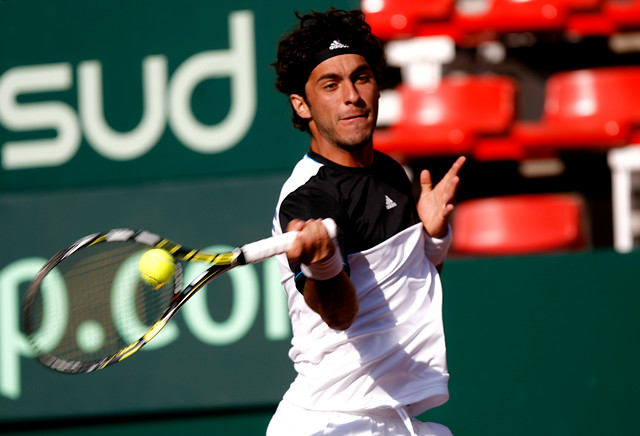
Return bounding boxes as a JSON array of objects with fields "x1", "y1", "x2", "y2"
[{"x1": 278, "y1": 150, "x2": 420, "y2": 290}]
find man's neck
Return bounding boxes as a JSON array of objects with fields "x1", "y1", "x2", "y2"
[{"x1": 310, "y1": 140, "x2": 374, "y2": 168}]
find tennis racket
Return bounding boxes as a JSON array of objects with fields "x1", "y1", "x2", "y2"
[{"x1": 22, "y1": 219, "x2": 337, "y2": 374}]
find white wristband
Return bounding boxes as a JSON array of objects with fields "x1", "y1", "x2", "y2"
[
  {"x1": 425, "y1": 225, "x2": 452, "y2": 266},
  {"x1": 300, "y1": 246, "x2": 344, "y2": 281}
]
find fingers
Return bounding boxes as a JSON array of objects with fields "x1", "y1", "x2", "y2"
[
  {"x1": 446, "y1": 156, "x2": 466, "y2": 178},
  {"x1": 286, "y1": 219, "x2": 305, "y2": 233},
  {"x1": 439, "y1": 156, "x2": 465, "y2": 201},
  {"x1": 420, "y1": 169, "x2": 433, "y2": 192},
  {"x1": 444, "y1": 172, "x2": 461, "y2": 202},
  {"x1": 452, "y1": 155, "x2": 466, "y2": 173},
  {"x1": 440, "y1": 156, "x2": 466, "y2": 187},
  {"x1": 420, "y1": 156, "x2": 465, "y2": 193},
  {"x1": 286, "y1": 219, "x2": 335, "y2": 265}
]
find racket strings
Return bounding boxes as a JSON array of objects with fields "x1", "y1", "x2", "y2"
[{"x1": 25, "y1": 240, "x2": 178, "y2": 367}]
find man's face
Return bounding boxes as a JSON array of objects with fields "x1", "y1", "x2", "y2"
[{"x1": 292, "y1": 54, "x2": 380, "y2": 152}]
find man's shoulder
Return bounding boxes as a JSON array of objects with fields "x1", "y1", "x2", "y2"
[
  {"x1": 373, "y1": 150, "x2": 406, "y2": 173},
  {"x1": 280, "y1": 154, "x2": 325, "y2": 197}
]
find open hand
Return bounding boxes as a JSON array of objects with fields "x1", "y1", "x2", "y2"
[{"x1": 417, "y1": 156, "x2": 466, "y2": 238}]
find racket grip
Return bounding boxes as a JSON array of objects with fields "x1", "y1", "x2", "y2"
[{"x1": 240, "y1": 218, "x2": 337, "y2": 264}]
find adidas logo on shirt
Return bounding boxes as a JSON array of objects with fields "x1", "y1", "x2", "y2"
[{"x1": 385, "y1": 195, "x2": 397, "y2": 210}]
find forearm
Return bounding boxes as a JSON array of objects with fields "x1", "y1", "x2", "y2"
[{"x1": 303, "y1": 270, "x2": 359, "y2": 330}]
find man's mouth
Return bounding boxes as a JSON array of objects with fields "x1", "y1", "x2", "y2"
[{"x1": 342, "y1": 113, "x2": 367, "y2": 121}]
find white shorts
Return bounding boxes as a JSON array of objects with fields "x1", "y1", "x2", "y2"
[{"x1": 266, "y1": 400, "x2": 453, "y2": 436}]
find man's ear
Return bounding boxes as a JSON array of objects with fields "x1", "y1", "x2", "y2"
[{"x1": 290, "y1": 94, "x2": 311, "y2": 120}]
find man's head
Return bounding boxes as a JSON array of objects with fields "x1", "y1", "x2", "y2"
[{"x1": 273, "y1": 8, "x2": 386, "y2": 133}]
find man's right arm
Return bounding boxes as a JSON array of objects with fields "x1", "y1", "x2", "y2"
[{"x1": 286, "y1": 219, "x2": 358, "y2": 330}]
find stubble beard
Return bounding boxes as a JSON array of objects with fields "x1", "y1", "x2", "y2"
[
  {"x1": 336, "y1": 132, "x2": 373, "y2": 152},
  {"x1": 318, "y1": 114, "x2": 377, "y2": 152}
]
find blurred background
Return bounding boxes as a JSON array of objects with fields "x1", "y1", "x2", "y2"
[{"x1": 1, "y1": 0, "x2": 639, "y2": 434}]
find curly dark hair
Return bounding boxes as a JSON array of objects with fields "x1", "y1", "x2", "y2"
[{"x1": 272, "y1": 8, "x2": 386, "y2": 132}]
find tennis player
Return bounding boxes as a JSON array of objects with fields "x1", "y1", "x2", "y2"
[{"x1": 268, "y1": 8, "x2": 465, "y2": 436}]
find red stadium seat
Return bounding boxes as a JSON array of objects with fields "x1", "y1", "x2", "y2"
[
  {"x1": 604, "y1": 0, "x2": 640, "y2": 29},
  {"x1": 362, "y1": 0, "x2": 455, "y2": 40},
  {"x1": 363, "y1": 0, "x2": 616, "y2": 44},
  {"x1": 565, "y1": 14, "x2": 616, "y2": 37},
  {"x1": 512, "y1": 67, "x2": 640, "y2": 155},
  {"x1": 472, "y1": 137, "x2": 526, "y2": 161},
  {"x1": 374, "y1": 75, "x2": 516, "y2": 159},
  {"x1": 451, "y1": 194, "x2": 587, "y2": 255},
  {"x1": 562, "y1": 0, "x2": 604, "y2": 11},
  {"x1": 562, "y1": 0, "x2": 613, "y2": 36},
  {"x1": 453, "y1": 0, "x2": 569, "y2": 34}
]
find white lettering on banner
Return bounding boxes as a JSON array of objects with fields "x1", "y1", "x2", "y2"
[
  {"x1": 182, "y1": 245, "x2": 260, "y2": 346},
  {"x1": 169, "y1": 11, "x2": 256, "y2": 153},
  {"x1": 0, "y1": 258, "x2": 44, "y2": 401},
  {"x1": 78, "y1": 56, "x2": 168, "y2": 160},
  {"x1": 0, "y1": 64, "x2": 81, "y2": 169},
  {"x1": 0, "y1": 256, "x2": 290, "y2": 401},
  {"x1": 0, "y1": 10, "x2": 256, "y2": 170}
]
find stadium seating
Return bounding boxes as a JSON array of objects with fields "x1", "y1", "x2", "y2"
[
  {"x1": 604, "y1": 0, "x2": 640, "y2": 29},
  {"x1": 563, "y1": 0, "x2": 640, "y2": 36},
  {"x1": 362, "y1": 0, "x2": 455, "y2": 40},
  {"x1": 565, "y1": 10, "x2": 617, "y2": 36},
  {"x1": 362, "y1": 0, "x2": 640, "y2": 43},
  {"x1": 563, "y1": 0, "x2": 604, "y2": 11},
  {"x1": 451, "y1": 194, "x2": 587, "y2": 255},
  {"x1": 362, "y1": 0, "x2": 640, "y2": 255},
  {"x1": 374, "y1": 75, "x2": 516, "y2": 159},
  {"x1": 512, "y1": 67, "x2": 640, "y2": 156},
  {"x1": 453, "y1": 0, "x2": 569, "y2": 35},
  {"x1": 472, "y1": 136, "x2": 526, "y2": 161}
]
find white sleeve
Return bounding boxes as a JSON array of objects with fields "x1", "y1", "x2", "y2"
[{"x1": 425, "y1": 225, "x2": 452, "y2": 266}]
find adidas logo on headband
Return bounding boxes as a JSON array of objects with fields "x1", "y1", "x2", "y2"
[
  {"x1": 311, "y1": 39, "x2": 359, "y2": 71},
  {"x1": 329, "y1": 40, "x2": 350, "y2": 50}
]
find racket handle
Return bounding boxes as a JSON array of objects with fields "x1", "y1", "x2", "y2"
[{"x1": 240, "y1": 218, "x2": 337, "y2": 264}]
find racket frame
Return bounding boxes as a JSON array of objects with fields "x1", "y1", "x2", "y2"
[
  {"x1": 23, "y1": 220, "x2": 336, "y2": 373},
  {"x1": 23, "y1": 229, "x2": 243, "y2": 373}
]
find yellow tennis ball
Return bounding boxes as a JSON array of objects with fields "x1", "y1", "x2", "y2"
[{"x1": 139, "y1": 249, "x2": 175, "y2": 288}]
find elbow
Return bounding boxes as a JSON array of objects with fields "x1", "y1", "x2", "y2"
[{"x1": 326, "y1": 318, "x2": 353, "y2": 331}]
